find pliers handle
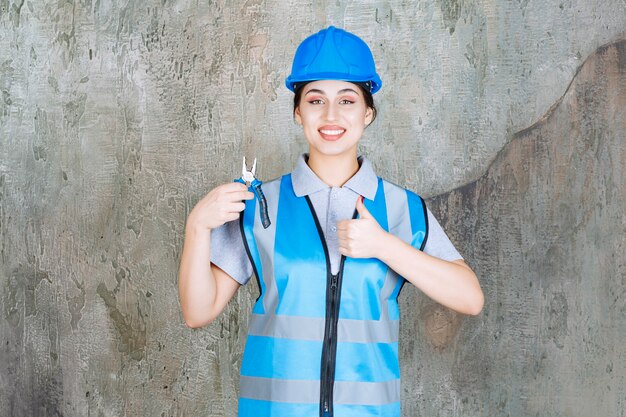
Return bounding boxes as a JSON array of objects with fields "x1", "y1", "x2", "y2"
[{"x1": 235, "y1": 157, "x2": 271, "y2": 229}]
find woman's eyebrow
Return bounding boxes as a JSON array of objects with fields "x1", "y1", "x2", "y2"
[{"x1": 304, "y1": 89, "x2": 325, "y2": 96}]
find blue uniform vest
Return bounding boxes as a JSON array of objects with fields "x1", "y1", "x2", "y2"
[{"x1": 238, "y1": 173, "x2": 428, "y2": 417}]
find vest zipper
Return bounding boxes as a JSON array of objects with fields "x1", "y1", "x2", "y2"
[
  {"x1": 322, "y1": 270, "x2": 342, "y2": 417},
  {"x1": 304, "y1": 196, "x2": 357, "y2": 417}
]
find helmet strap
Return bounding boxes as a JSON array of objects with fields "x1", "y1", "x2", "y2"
[{"x1": 353, "y1": 81, "x2": 373, "y2": 92}]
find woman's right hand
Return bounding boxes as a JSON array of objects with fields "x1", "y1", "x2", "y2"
[{"x1": 186, "y1": 182, "x2": 255, "y2": 231}]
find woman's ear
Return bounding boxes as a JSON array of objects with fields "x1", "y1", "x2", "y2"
[
  {"x1": 365, "y1": 107, "x2": 374, "y2": 125},
  {"x1": 294, "y1": 106, "x2": 302, "y2": 125}
]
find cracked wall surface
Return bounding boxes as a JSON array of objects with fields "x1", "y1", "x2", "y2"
[
  {"x1": 1, "y1": 1, "x2": 625, "y2": 416},
  {"x1": 408, "y1": 39, "x2": 626, "y2": 417}
]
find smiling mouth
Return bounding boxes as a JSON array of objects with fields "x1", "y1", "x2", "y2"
[
  {"x1": 320, "y1": 129, "x2": 345, "y2": 135},
  {"x1": 319, "y1": 128, "x2": 346, "y2": 141}
]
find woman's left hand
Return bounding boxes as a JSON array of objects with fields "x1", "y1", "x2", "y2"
[{"x1": 337, "y1": 196, "x2": 389, "y2": 259}]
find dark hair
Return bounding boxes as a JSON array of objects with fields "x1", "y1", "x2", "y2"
[{"x1": 293, "y1": 81, "x2": 377, "y2": 125}]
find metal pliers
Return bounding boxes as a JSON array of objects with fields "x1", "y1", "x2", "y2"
[{"x1": 234, "y1": 156, "x2": 271, "y2": 229}]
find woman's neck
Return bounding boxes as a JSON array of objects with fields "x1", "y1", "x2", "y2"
[{"x1": 306, "y1": 149, "x2": 360, "y2": 188}]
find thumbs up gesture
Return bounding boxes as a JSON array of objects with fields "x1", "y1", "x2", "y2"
[{"x1": 337, "y1": 196, "x2": 388, "y2": 259}]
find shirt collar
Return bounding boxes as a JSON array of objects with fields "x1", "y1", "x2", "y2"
[{"x1": 291, "y1": 153, "x2": 379, "y2": 200}]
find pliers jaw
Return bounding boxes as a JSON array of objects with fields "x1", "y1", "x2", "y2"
[{"x1": 240, "y1": 156, "x2": 257, "y2": 184}]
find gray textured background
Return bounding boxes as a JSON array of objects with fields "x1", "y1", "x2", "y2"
[{"x1": 1, "y1": 1, "x2": 625, "y2": 416}]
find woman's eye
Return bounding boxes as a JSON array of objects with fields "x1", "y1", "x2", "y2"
[
  {"x1": 308, "y1": 99, "x2": 324, "y2": 104},
  {"x1": 340, "y1": 99, "x2": 355, "y2": 104}
]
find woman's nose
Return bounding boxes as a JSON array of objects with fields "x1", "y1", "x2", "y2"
[{"x1": 325, "y1": 102, "x2": 339, "y2": 121}]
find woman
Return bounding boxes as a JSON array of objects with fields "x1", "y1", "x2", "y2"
[{"x1": 179, "y1": 26, "x2": 483, "y2": 417}]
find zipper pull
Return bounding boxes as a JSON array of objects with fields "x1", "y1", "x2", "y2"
[{"x1": 331, "y1": 273, "x2": 338, "y2": 289}]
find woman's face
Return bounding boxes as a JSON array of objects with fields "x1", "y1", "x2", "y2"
[{"x1": 294, "y1": 80, "x2": 373, "y2": 158}]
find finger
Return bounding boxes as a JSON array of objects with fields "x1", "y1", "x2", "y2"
[
  {"x1": 222, "y1": 190, "x2": 254, "y2": 202},
  {"x1": 337, "y1": 224, "x2": 357, "y2": 241},
  {"x1": 224, "y1": 211, "x2": 241, "y2": 222},
  {"x1": 225, "y1": 182, "x2": 250, "y2": 192},
  {"x1": 356, "y1": 195, "x2": 373, "y2": 219},
  {"x1": 337, "y1": 228, "x2": 354, "y2": 244},
  {"x1": 225, "y1": 202, "x2": 246, "y2": 213},
  {"x1": 336, "y1": 220, "x2": 350, "y2": 230},
  {"x1": 233, "y1": 190, "x2": 255, "y2": 201}
]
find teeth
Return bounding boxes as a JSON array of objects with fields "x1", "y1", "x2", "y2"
[{"x1": 320, "y1": 129, "x2": 345, "y2": 135}]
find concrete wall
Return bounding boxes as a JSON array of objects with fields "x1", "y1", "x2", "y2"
[{"x1": 1, "y1": 1, "x2": 625, "y2": 416}]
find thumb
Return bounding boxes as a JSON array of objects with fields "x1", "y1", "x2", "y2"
[{"x1": 356, "y1": 195, "x2": 373, "y2": 219}]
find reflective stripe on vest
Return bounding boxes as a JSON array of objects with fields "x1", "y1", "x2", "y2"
[{"x1": 238, "y1": 173, "x2": 428, "y2": 417}]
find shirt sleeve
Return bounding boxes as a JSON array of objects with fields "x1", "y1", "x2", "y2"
[
  {"x1": 422, "y1": 207, "x2": 464, "y2": 262},
  {"x1": 210, "y1": 218, "x2": 254, "y2": 285}
]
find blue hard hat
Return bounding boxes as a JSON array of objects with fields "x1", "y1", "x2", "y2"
[{"x1": 285, "y1": 26, "x2": 382, "y2": 94}]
